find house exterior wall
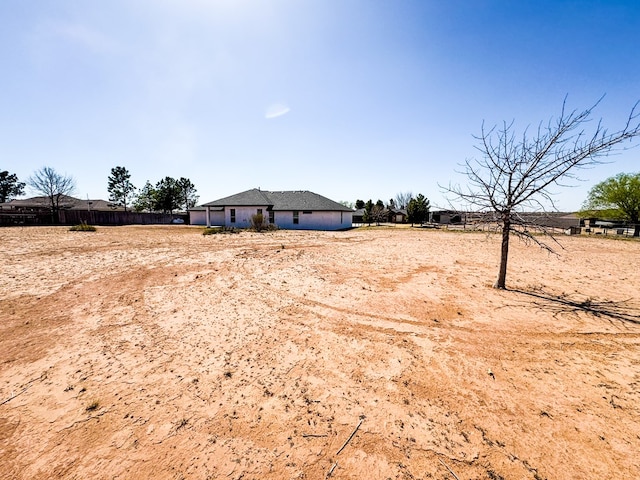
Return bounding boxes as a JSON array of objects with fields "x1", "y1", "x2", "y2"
[
  {"x1": 226, "y1": 206, "x2": 269, "y2": 228},
  {"x1": 189, "y1": 210, "x2": 224, "y2": 226},
  {"x1": 274, "y1": 210, "x2": 352, "y2": 230},
  {"x1": 190, "y1": 210, "x2": 205, "y2": 225}
]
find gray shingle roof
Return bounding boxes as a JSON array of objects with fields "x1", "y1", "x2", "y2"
[
  {"x1": 202, "y1": 189, "x2": 272, "y2": 207},
  {"x1": 201, "y1": 189, "x2": 352, "y2": 211}
]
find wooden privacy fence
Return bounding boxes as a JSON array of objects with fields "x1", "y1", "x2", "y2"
[
  {"x1": 59, "y1": 210, "x2": 186, "y2": 225},
  {"x1": 0, "y1": 210, "x2": 187, "y2": 226}
]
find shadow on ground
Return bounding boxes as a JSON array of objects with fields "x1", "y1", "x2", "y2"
[{"x1": 511, "y1": 288, "x2": 640, "y2": 325}]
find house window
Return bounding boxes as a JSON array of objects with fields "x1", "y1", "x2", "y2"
[
  {"x1": 302, "y1": 210, "x2": 312, "y2": 214},
  {"x1": 230, "y1": 208, "x2": 236, "y2": 223},
  {"x1": 257, "y1": 208, "x2": 262, "y2": 215},
  {"x1": 293, "y1": 211, "x2": 299, "y2": 224},
  {"x1": 269, "y1": 211, "x2": 274, "y2": 224}
]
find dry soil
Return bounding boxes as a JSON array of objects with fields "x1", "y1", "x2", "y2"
[{"x1": 1, "y1": 225, "x2": 639, "y2": 479}]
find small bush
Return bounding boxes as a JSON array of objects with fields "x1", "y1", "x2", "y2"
[
  {"x1": 69, "y1": 221, "x2": 96, "y2": 232},
  {"x1": 250, "y1": 213, "x2": 268, "y2": 232},
  {"x1": 203, "y1": 227, "x2": 238, "y2": 235},
  {"x1": 249, "y1": 213, "x2": 278, "y2": 232},
  {"x1": 85, "y1": 400, "x2": 100, "y2": 411}
]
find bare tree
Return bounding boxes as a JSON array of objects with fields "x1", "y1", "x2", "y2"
[
  {"x1": 444, "y1": 97, "x2": 640, "y2": 289},
  {"x1": 28, "y1": 166, "x2": 76, "y2": 223},
  {"x1": 394, "y1": 191, "x2": 413, "y2": 209},
  {"x1": 370, "y1": 204, "x2": 387, "y2": 225}
]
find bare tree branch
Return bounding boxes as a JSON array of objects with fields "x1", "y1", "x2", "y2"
[
  {"x1": 441, "y1": 97, "x2": 640, "y2": 289},
  {"x1": 27, "y1": 166, "x2": 76, "y2": 223}
]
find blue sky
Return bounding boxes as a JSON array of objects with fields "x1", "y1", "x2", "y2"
[{"x1": 2, "y1": 0, "x2": 639, "y2": 210}]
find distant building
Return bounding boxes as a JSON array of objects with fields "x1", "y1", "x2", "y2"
[
  {"x1": 0, "y1": 195, "x2": 124, "y2": 213},
  {"x1": 0, "y1": 195, "x2": 183, "y2": 226},
  {"x1": 386, "y1": 208, "x2": 407, "y2": 223},
  {"x1": 0, "y1": 195, "x2": 124, "y2": 225}
]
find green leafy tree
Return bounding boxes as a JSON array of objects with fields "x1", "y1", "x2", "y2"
[
  {"x1": 154, "y1": 177, "x2": 181, "y2": 214},
  {"x1": 444, "y1": 97, "x2": 640, "y2": 289},
  {"x1": 176, "y1": 177, "x2": 199, "y2": 211},
  {"x1": 407, "y1": 194, "x2": 430, "y2": 225},
  {"x1": 355, "y1": 199, "x2": 365, "y2": 209},
  {"x1": 363, "y1": 199, "x2": 374, "y2": 225},
  {"x1": 133, "y1": 181, "x2": 156, "y2": 212},
  {"x1": 107, "y1": 166, "x2": 136, "y2": 212},
  {"x1": 27, "y1": 166, "x2": 76, "y2": 223},
  {"x1": 581, "y1": 172, "x2": 640, "y2": 236},
  {"x1": 367, "y1": 199, "x2": 386, "y2": 225},
  {"x1": 0, "y1": 170, "x2": 26, "y2": 203},
  {"x1": 406, "y1": 199, "x2": 416, "y2": 225}
]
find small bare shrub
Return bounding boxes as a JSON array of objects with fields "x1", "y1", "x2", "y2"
[
  {"x1": 250, "y1": 213, "x2": 268, "y2": 232},
  {"x1": 69, "y1": 221, "x2": 96, "y2": 232},
  {"x1": 249, "y1": 213, "x2": 278, "y2": 232}
]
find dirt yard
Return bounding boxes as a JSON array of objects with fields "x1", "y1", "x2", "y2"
[{"x1": 1, "y1": 225, "x2": 639, "y2": 479}]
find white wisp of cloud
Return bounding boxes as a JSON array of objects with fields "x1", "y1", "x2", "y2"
[{"x1": 265, "y1": 103, "x2": 291, "y2": 119}]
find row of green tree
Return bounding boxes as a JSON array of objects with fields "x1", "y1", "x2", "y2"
[
  {"x1": 107, "y1": 166, "x2": 198, "y2": 214},
  {"x1": 353, "y1": 193, "x2": 431, "y2": 226},
  {"x1": 0, "y1": 166, "x2": 199, "y2": 221}
]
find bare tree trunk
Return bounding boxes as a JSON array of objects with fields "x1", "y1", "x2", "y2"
[{"x1": 494, "y1": 217, "x2": 510, "y2": 289}]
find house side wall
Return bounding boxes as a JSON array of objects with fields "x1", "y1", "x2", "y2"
[
  {"x1": 274, "y1": 210, "x2": 352, "y2": 230},
  {"x1": 226, "y1": 206, "x2": 269, "y2": 228},
  {"x1": 190, "y1": 210, "x2": 225, "y2": 226},
  {"x1": 189, "y1": 210, "x2": 205, "y2": 225}
]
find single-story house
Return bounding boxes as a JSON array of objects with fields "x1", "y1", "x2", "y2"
[
  {"x1": 387, "y1": 208, "x2": 407, "y2": 223},
  {"x1": 0, "y1": 195, "x2": 127, "y2": 225},
  {"x1": 352, "y1": 208, "x2": 365, "y2": 224},
  {"x1": 0, "y1": 195, "x2": 187, "y2": 226},
  {"x1": 190, "y1": 189, "x2": 353, "y2": 230},
  {"x1": 430, "y1": 210, "x2": 464, "y2": 224},
  {"x1": 0, "y1": 195, "x2": 124, "y2": 212}
]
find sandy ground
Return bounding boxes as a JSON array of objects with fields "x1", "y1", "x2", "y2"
[{"x1": 1, "y1": 225, "x2": 639, "y2": 480}]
